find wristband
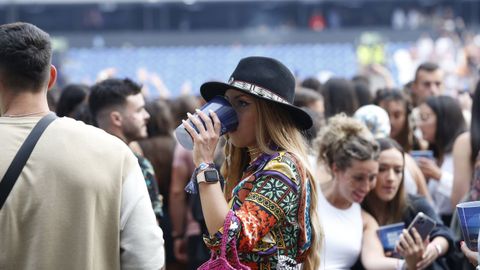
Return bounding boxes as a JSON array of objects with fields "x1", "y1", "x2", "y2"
[
  {"x1": 434, "y1": 243, "x2": 442, "y2": 256},
  {"x1": 196, "y1": 162, "x2": 215, "y2": 173}
]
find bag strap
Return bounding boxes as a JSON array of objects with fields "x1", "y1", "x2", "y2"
[
  {"x1": 229, "y1": 234, "x2": 243, "y2": 266},
  {"x1": 0, "y1": 113, "x2": 57, "y2": 209},
  {"x1": 219, "y1": 210, "x2": 234, "y2": 258},
  {"x1": 220, "y1": 210, "x2": 247, "y2": 267}
]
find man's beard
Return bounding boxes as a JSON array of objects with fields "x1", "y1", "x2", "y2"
[{"x1": 123, "y1": 125, "x2": 147, "y2": 143}]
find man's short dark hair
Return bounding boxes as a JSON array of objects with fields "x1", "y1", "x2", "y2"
[
  {"x1": 301, "y1": 77, "x2": 322, "y2": 93},
  {"x1": 294, "y1": 87, "x2": 323, "y2": 108},
  {"x1": 89, "y1": 78, "x2": 142, "y2": 121},
  {"x1": 414, "y1": 62, "x2": 440, "y2": 82},
  {"x1": 0, "y1": 22, "x2": 52, "y2": 92}
]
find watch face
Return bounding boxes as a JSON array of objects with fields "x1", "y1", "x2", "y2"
[{"x1": 204, "y1": 170, "x2": 220, "y2": 182}]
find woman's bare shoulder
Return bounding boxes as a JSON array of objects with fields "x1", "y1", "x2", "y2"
[{"x1": 454, "y1": 132, "x2": 470, "y2": 148}]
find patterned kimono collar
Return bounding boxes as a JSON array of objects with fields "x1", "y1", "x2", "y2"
[
  {"x1": 244, "y1": 144, "x2": 281, "y2": 173},
  {"x1": 245, "y1": 152, "x2": 279, "y2": 174}
]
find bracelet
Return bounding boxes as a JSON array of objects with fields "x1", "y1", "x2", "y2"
[
  {"x1": 434, "y1": 243, "x2": 442, "y2": 256},
  {"x1": 196, "y1": 162, "x2": 216, "y2": 174},
  {"x1": 396, "y1": 259, "x2": 406, "y2": 270}
]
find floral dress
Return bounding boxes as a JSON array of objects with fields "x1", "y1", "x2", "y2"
[{"x1": 204, "y1": 151, "x2": 312, "y2": 270}]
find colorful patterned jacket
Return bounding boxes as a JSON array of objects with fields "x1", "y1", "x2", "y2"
[{"x1": 204, "y1": 151, "x2": 312, "y2": 270}]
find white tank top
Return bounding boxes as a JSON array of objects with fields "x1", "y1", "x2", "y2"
[
  {"x1": 317, "y1": 187, "x2": 363, "y2": 270},
  {"x1": 403, "y1": 167, "x2": 418, "y2": 195}
]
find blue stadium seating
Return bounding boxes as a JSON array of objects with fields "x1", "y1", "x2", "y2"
[{"x1": 63, "y1": 42, "x2": 409, "y2": 97}]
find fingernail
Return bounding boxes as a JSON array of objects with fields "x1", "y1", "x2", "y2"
[
  {"x1": 187, "y1": 112, "x2": 192, "y2": 117},
  {"x1": 195, "y1": 109, "x2": 201, "y2": 113}
]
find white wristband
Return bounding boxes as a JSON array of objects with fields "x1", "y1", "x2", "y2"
[
  {"x1": 434, "y1": 243, "x2": 442, "y2": 256},
  {"x1": 396, "y1": 259, "x2": 406, "y2": 270}
]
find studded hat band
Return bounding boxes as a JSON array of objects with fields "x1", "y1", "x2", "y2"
[{"x1": 228, "y1": 78, "x2": 289, "y2": 105}]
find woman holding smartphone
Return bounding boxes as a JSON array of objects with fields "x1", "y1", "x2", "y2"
[
  {"x1": 452, "y1": 81, "x2": 480, "y2": 207},
  {"x1": 362, "y1": 138, "x2": 454, "y2": 270},
  {"x1": 316, "y1": 115, "x2": 421, "y2": 270},
  {"x1": 416, "y1": 96, "x2": 467, "y2": 225}
]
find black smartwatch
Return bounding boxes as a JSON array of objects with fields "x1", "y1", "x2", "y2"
[{"x1": 196, "y1": 162, "x2": 220, "y2": 184}]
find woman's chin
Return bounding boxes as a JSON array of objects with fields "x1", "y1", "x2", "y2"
[{"x1": 227, "y1": 136, "x2": 241, "y2": 148}]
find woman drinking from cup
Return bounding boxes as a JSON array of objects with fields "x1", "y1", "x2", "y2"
[{"x1": 180, "y1": 56, "x2": 321, "y2": 269}]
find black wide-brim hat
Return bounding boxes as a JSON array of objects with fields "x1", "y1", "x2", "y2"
[{"x1": 200, "y1": 56, "x2": 313, "y2": 130}]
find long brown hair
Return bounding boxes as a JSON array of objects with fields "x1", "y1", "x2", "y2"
[
  {"x1": 424, "y1": 95, "x2": 467, "y2": 163},
  {"x1": 374, "y1": 88, "x2": 415, "y2": 152},
  {"x1": 362, "y1": 138, "x2": 408, "y2": 225},
  {"x1": 221, "y1": 98, "x2": 321, "y2": 270}
]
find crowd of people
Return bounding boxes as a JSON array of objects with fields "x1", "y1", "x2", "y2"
[{"x1": 2, "y1": 21, "x2": 480, "y2": 270}]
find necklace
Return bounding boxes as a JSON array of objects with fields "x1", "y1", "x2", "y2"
[
  {"x1": 3, "y1": 110, "x2": 49, "y2": 118},
  {"x1": 247, "y1": 146, "x2": 263, "y2": 161}
]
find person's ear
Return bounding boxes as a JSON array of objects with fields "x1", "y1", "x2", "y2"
[
  {"x1": 47, "y1": 65, "x2": 57, "y2": 91},
  {"x1": 110, "y1": 111, "x2": 123, "y2": 127},
  {"x1": 331, "y1": 163, "x2": 340, "y2": 175}
]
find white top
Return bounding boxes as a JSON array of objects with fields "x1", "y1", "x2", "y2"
[
  {"x1": 308, "y1": 153, "x2": 318, "y2": 173},
  {"x1": 428, "y1": 153, "x2": 454, "y2": 215},
  {"x1": 403, "y1": 167, "x2": 418, "y2": 195},
  {"x1": 121, "y1": 164, "x2": 166, "y2": 270},
  {"x1": 317, "y1": 187, "x2": 363, "y2": 270}
]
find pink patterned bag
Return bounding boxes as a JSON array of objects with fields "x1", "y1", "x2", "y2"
[{"x1": 198, "y1": 210, "x2": 250, "y2": 270}]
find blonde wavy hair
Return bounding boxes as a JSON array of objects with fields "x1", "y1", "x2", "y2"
[
  {"x1": 316, "y1": 113, "x2": 380, "y2": 172},
  {"x1": 221, "y1": 98, "x2": 322, "y2": 270}
]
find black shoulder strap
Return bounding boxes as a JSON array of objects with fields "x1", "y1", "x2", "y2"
[{"x1": 0, "y1": 113, "x2": 58, "y2": 209}]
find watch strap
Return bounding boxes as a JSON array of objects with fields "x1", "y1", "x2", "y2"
[{"x1": 197, "y1": 170, "x2": 207, "y2": 184}]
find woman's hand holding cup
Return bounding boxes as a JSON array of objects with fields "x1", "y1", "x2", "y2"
[{"x1": 182, "y1": 109, "x2": 221, "y2": 166}]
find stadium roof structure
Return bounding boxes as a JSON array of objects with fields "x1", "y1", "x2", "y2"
[
  {"x1": 5, "y1": 0, "x2": 475, "y2": 6},
  {"x1": 5, "y1": 0, "x2": 321, "y2": 4}
]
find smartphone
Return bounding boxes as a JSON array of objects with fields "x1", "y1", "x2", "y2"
[
  {"x1": 410, "y1": 150, "x2": 434, "y2": 162},
  {"x1": 407, "y1": 212, "x2": 436, "y2": 240}
]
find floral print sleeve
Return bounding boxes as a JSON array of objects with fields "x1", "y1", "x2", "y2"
[
  {"x1": 135, "y1": 154, "x2": 163, "y2": 219},
  {"x1": 204, "y1": 151, "x2": 311, "y2": 269}
]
